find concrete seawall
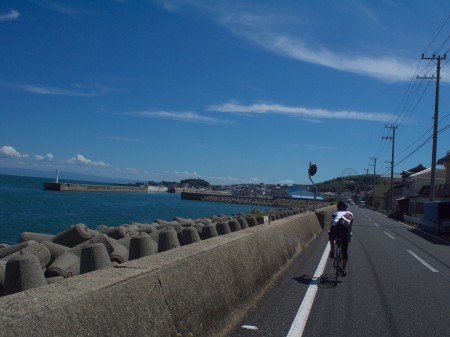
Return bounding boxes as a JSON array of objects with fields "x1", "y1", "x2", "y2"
[
  {"x1": 181, "y1": 191, "x2": 330, "y2": 209},
  {"x1": 0, "y1": 206, "x2": 335, "y2": 337},
  {"x1": 44, "y1": 182, "x2": 148, "y2": 192}
]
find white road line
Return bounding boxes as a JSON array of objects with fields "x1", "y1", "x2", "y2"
[
  {"x1": 407, "y1": 250, "x2": 439, "y2": 273},
  {"x1": 286, "y1": 244, "x2": 330, "y2": 337},
  {"x1": 384, "y1": 231, "x2": 395, "y2": 239},
  {"x1": 374, "y1": 223, "x2": 380, "y2": 227}
]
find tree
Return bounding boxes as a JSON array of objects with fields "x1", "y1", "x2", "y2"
[{"x1": 180, "y1": 178, "x2": 211, "y2": 188}]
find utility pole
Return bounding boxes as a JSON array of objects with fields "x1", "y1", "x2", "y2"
[
  {"x1": 383, "y1": 125, "x2": 397, "y2": 212},
  {"x1": 363, "y1": 169, "x2": 368, "y2": 204},
  {"x1": 370, "y1": 157, "x2": 377, "y2": 185},
  {"x1": 417, "y1": 53, "x2": 446, "y2": 201},
  {"x1": 369, "y1": 157, "x2": 377, "y2": 206}
]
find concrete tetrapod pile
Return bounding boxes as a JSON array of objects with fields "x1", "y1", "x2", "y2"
[
  {"x1": 0, "y1": 205, "x2": 335, "y2": 337},
  {"x1": 0, "y1": 208, "x2": 306, "y2": 297}
]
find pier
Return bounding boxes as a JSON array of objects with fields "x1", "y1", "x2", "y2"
[
  {"x1": 43, "y1": 182, "x2": 148, "y2": 193},
  {"x1": 181, "y1": 191, "x2": 329, "y2": 209}
]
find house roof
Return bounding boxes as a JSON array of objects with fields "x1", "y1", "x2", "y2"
[
  {"x1": 437, "y1": 152, "x2": 450, "y2": 165},
  {"x1": 402, "y1": 163, "x2": 427, "y2": 177},
  {"x1": 409, "y1": 167, "x2": 446, "y2": 179}
]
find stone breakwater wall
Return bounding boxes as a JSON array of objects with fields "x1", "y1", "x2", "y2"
[
  {"x1": 0, "y1": 205, "x2": 335, "y2": 337},
  {"x1": 181, "y1": 191, "x2": 330, "y2": 210},
  {"x1": 44, "y1": 182, "x2": 148, "y2": 192}
]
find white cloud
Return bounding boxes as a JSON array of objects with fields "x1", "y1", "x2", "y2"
[
  {"x1": 126, "y1": 110, "x2": 225, "y2": 124},
  {"x1": 7, "y1": 82, "x2": 118, "y2": 97},
  {"x1": 16, "y1": 84, "x2": 96, "y2": 96},
  {"x1": 0, "y1": 146, "x2": 26, "y2": 158},
  {"x1": 280, "y1": 179, "x2": 295, "y2": 185},
  {"x1": 208, "y1": 102, "x2": 393, "y2": 122},
  {"x1": 34, "y1": 153, "x2": 54, "y2": 161},
  {"x1": 0, "y1": 146, "x2": 54, "y2": 161},
  {"x1": 172, "y1": 170, "x2": 199, "y2": 177},
  {"x1": 256, "y1": 35, "x2": 417, "y2": 82},
  {"x1": 0, "y1": 9, "x2": 19, "y2": 21},
  {"x1": 157, "y1": 1, "x2": 420, "y2": 82},
  {"x1": 67, "y1": 154, "x2": 109, "y2": 167}
]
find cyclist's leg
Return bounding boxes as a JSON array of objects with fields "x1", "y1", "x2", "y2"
[
  {"x1": 329, "y1": 227, "x2": 336, "y2": 258},
  {"x1": 334, "y1": 245, "x2": 341, "y2": 283},
  {"x1": 341, "y1": 235, "x2": 349, "y2": 274}
]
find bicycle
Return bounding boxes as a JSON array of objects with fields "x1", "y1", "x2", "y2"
[{"x1": 333, "y1": 238, "x2": 344, "y2": 285}]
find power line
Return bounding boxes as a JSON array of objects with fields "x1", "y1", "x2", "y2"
[
  {"x1": 395, "y1": 122, "x2": 450, "y2": 167},
  {"x1": 372, "y1": 14, "x2": 450, "y2": 175},
  {"x1": 423, "y1": 13, "x2": 450, "y2": 55}
]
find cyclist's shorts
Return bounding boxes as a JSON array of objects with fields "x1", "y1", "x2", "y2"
[
  {"x1": 328, "y1": 225, "x2": 349, "y2": 239},
  {"x1": 329, "y1": 226, "x2": 350, "y2": 259}
]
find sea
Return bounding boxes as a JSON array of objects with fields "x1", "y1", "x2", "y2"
[{"x1": 0, "y1": 174, "x2": 270, "y2": 245}]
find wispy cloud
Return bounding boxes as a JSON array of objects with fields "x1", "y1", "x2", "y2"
[
  {"x1": 171, "y1": 170, "x2": 200, "y2": 177},
  {"x1": 156, "y1": 1, "x2": 418, "y2": 82},
  {"x1": 278, "y1": 143, "x2": 336, "y2": 151},
  {"x1": 280, "y1": 179, "x2": 295, "y2": 185},
  {"x1": 99, "y1": 136, "x2": 143, "y2": 143},
  {"x1": 217, "y1": 9, "x2": 418, "y2": 82},
  {"x1": 15, "y1": 84, "x2": 95, "y2": 96},
  {"x1": 208, "y1": 102, "x2": 393, "y2": 122},
  {"x1": 0, "y1": 9, "x2": 19, "y2": 21},
  {"x1": 7, "y1": 83, "x2": 117, "y2": 96},
  {"x1": 125, "y1": 110, "x2": 226, "y2": 124},
  {"x1": 249, "y1": 35, "x2": 416, "y2": 82},
  {"x1": 67, "y1": 154, "x2": 109, "y2": 167},
  {"x1": 38, "y1": 1, "x2": 86, "y2": 17},
  {"x1": 206, "y1": 174, "x2": 261, "y2": 184}
]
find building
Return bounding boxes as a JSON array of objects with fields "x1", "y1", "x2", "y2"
[
  {"x1": 369, "y1": 173, "x2": 402, "y2": 210},
  {"x1": 436, "y1": 150, "x2": 450, "y2": 198},
  {"x1": 396, "y1": 167, "x2": 445, "y2": 217},
  {"x1": 390, "y1": 151, "x2": 450, "y2": 218}
]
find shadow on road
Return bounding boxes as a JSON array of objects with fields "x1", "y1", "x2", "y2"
[
  {"x1": 408, "y1": 228, "x2": 450, "y2": 246},
  {"x1": 293, "y1": 274, "x2": 340, "y2": 288}
]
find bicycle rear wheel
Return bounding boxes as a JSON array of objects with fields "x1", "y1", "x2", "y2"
[{"x1": 334, "y1": 249, "x2": 340, "y2": 284}]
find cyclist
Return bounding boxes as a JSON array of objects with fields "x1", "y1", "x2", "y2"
[{"x1": 329, "y1": 200, "x2": 353, "y2": 276}]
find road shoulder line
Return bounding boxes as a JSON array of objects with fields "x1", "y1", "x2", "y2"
[{"x1": 286, "y1": 242, "x2": 330, "y2": 337}]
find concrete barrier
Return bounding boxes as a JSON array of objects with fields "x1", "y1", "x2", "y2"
[
  {"x1": 315, "y1": 205, "x2": 335, "y2": 229},
  {"x1": 0, "y1": 208, "x2": 328, "y2": 337}
]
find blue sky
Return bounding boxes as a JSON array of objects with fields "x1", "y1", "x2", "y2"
[{"x1": 1, "y1": 0, "x2": 450, "y2": 185}]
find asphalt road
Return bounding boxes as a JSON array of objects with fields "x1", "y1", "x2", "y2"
[{"x1": 228, "y1": 206, "x2": 450, "y2": 337}]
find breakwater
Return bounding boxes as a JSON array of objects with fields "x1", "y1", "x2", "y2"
[
  {"x1": 0, "y1": 205, "x2": 335, "y2": 337},
  {"x1": 44, "y1": 182, "x2": 148, "y2": 192},
  {"x1": 181, "y1": 191, "x2": 329, "y2": 210}
]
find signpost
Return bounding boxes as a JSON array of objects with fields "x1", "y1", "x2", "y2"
[{"x1": 308, "y1": 162, "x2": 318, "y2": 210}]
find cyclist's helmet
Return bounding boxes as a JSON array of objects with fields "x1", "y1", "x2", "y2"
[{"x1": 337, "y1": 201, "x2": 347, "y2": 211}]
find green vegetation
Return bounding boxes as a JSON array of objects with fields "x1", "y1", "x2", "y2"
[
  {"x1": 179, "y1": 178, "x2": 211, "y2": 188},
  {"x1": 316, "y1": 174, "x2": 377, "y2": 193},
  {"x1": 244, "y1": 208, "x2": 265, "y2": 217}
]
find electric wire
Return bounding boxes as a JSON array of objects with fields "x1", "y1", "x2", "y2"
[
  {"x1": 372, "y1": 13, "x2": 450, "y2": 174},
  {"x1": 394, "y1": 121, "x2": 450, "y2": 168},
  {"x1": 423, "y1": 14, "x2": 450, "y2": 55}
]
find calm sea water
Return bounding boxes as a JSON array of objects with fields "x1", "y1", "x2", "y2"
[{"x1": 0, "y1": 174, "x2": 270, "y2": 245}]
